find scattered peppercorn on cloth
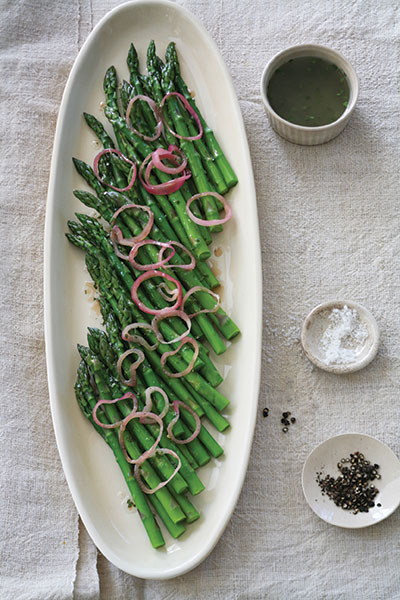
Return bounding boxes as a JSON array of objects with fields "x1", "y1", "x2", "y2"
[{"x1": 2, "y1": 0, "x2": 400, "y2": 598}]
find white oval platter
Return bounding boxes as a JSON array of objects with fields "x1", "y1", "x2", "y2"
[{"x1": 44, "y1": 0, "x2": 262, "y2": 579}]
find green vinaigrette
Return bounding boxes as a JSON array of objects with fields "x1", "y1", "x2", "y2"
[{"x1": 267, "y1": 56, "x2": 350, "y2": 127}]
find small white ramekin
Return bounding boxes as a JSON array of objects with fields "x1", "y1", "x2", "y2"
[
  {"x1": 260, "y1": 44, "x2": 359, "y2": 145},
  {"x1": 300, "y1": 300, "x2": 379, "y2": 374}
]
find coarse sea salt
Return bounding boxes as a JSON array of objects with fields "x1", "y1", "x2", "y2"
[{"x1": 321, "y1": 305, "x2": 369, "y2": 366}]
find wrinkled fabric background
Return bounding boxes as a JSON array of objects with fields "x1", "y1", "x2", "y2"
[{"x1": 1, "y1": 0, "x2": 400, "y2": 598}]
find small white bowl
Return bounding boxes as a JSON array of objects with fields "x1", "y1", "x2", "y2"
[
  {"x1": 302, "y1": 433, "x2": 400, "y2": 528},
  {"x1": 260, "y1": 44, "x2": 359, "y2": 145},
  {"x1": 300, "y1": 300, "x2": 379, "y2": 374}
]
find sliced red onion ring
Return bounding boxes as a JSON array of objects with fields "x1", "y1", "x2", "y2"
[
  {"x1": 131, "y1": 270, "x2": 182, "y2": 316},
  {"x1": 93, "y1": 149, "x2": 137, "y2": 192},
  {"x1": 116, "y1": 348, "x2": 145, "y2": 387},
  {"x1": 128, "y1": 239, "x2": 175, "y2": 271},
  {"x1": 160, "y1": 92, "x2": 203, "y2": 141},
  {"x1": 182, "y1": 286, "x2": 220, "y2": 318},
  {"x1": 167, "y1": 400, "x2": 201, "y2": 444},
  {"x1": 110, "y1": 204, "x2": 154, "y2": 259},
  {"x1": 152, "y1": 145, "x2": 187, "y2": 175},
  {"x1": 186, "y1": 192, "x2": 232, "y2": 227},
  {"x1": 121, "y1": 323, "x2": 158, "y2": 351},
  {"x1": 118, "y1": 411, "x2": 163, "y2": 465},
  {"x1": 160, "y1": 336, "x2": 199, "y2": 378},
  {"x1": 142, "y1": 386, "x2": 170, "y2": 422},
  {"x1": 110, "y1": 227, "x2": 131, "y2": 260},
  {"x1": 152, "y1": 310, "x2": 192, "y2": 345},
  {"x1": 158, "y1": 240, "x2": 196, "y2": 271},
  {"x1": 125, "y1": 95, "x2": 163, "y2": 142},
  {"x1": 157, "y1": 281, "x2": 180, "y2": 302},
  {"x1": 134, "y1": 448, "x2": 182, "y2": 494},
  {"x1": 111, "y1": 204, "x2": 154, "y2": 243},
  {"x1": 92, "y1": 392, "x2": 138, "y2": 430},
  {"x1": 139, "y1": 152, "x2": 191, "y2": 196}
]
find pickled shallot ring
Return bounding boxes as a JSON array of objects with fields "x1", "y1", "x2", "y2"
[
  {"x1": 93, "y1": 149, "x2": 137, "y2": 192},
  {"x1": 157, "y1": 281, "x2": 180, "y2": 302},
  {"x1": 121, "y1": 322, "x2": 158, "y2": 351},
  {"x1": 110, "y1": 204, "x2": 154, "y2": 243},
  {"x1": 134, "y1": 448, "x2": 182, "y2": 494},
  {"x1": 145, "y1": 150, "x2": 187, "y2": 183},
  {"x1": 186, "y1": 192, "x2": 232, "y2": 227},
  {"x1": 128, "y1": 239, "x2": 175, "y2": 271},
  {"x1": 160, "y1": 336, "x2": 199, "y2": 378},
  {"x1": 152, "y1": 145, "x2": 187, "y2": 175},
  {"x1": 167, "y1": 400, "x2": 201, "y2": 444},
  {"x1": 158, "y1": 240, "x2": 196, "y2": 271},
  {"x1": 145, "y1": 154, "x2": 185, "y2": 183},
  {"x1": 125, "y1": 95, "x2": 163, "y2": 142},
  {"x1": 110, "y1": 226, "x2": 131, "y2": 260},
  {"x1": 182, "y1": 286, "x2": 220, "y2": 318},
  {"x1": 131, "y1": 270, "x2": 182, "y2": 315},
  {"x1": 142, "y1": 386, "x2": 170, "y2": 422},
  {"x1": 92, "y1": 392, "x2": 138, "y2": 430},
  {"x1": 139, "y1": 152, "x2": 191, "y2": 196},
  {"x1": 152, "y1": 310, "x2": 192, "y2": 345},
  {"x1": 160, "y1": 92, "x2": 203, "y2": 141},
  {"x1": 118, "y1": 411, "x2": 163, "y2": 465},
  {"x1": 116, "y1": 348, "x2": 145, "y2": 387}
]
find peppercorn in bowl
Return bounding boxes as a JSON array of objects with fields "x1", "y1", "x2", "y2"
[{"x1": 302, "y1": 433, "x2": 400, "y2": 528}]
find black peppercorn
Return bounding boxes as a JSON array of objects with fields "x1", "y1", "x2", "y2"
[{"x1": 316, "y1": 451, "x2": 381, "y2": 514}]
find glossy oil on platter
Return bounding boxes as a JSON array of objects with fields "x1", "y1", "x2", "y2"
[{"x1": 44, "y1": 0, "x2": 261, "y2": 579}]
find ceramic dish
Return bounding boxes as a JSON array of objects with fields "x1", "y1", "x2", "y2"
[
  {"x1": 44, "y1": 0, "x2": 262, "y2": 580},
  {"x1": 300, "y1": 300, "x2": 379, "y2": 374},
  {"x1": 302, "y1": 433, "x2": 400, "y2": 528},
  {"x1": 260, "y1": 44, "x2": 359, "y2": 145}
]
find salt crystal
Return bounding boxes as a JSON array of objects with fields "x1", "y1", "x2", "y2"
[{"x1": 320, "y1": 305, "x2": 369, "y2": 366}]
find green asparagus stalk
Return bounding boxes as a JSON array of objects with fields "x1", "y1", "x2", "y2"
[
  {"x1": 147, "y1": 42, "x2": 221, "y2": 231},
  {"x1": 79, "y1": 191, "x2": 226, "y2": 354},
  {"x1": 73, "y1": 189, "x2": 204, "y2": 340},
  {"x1": 101, "y1": 358, "x2": 206, "y2": 496},
  {"x1": 125, "y1": 44, "x2": 221, "y2": 231},
  {"x1": 79, "y1": 356, "x2": 185, "y2": 524},
  {"x1": 98, "y1": 297, "x2": 218, "y2": 464},
  {"x1": 126, "y1": 46, "x2": 215, "y2": 241},
  {"x1": 166, "y1": 42, "x2": 238, "y2": 190},
  {"x1": 101, "y1": 61, "x2": 211, "y2": 261},
  {"x1": 119, "y1": 78, "x2": 214, "y2": 247},
  {"x1": 74, "y1": 185, "x2": 237, "y2": 348},
  {"x1": 86, "y1": 326, "x2": 183, "y2": 439},
  {"x1": 80, "y1": 243, "x2": 209, "y2": 419},
  {"x1": 79, "y1": 345, "x2": 190, "y2": 503},
  {"x1": 73, "y1": 188, "x2": 224, "y2": 354},
  {"x1": 104, "y1": 105, "x2": 211, "y2": 261},
  {"x1": 159, "y1": 46, "x2": 228, "y2": 196},
  {"x1": 90, "y1": 262, "x2": 229, "y2": 437},
  {"x1": 80, "y1": 109, "x2": 219, "y2": 287},
  {"x1": 75, "y1": 361, "x2": 167, "y2": 547},
  {"x1": 72, "y1": 212, "x2": 206, "y2": 346},
  {"x1": 127, "y1": 44, "x2": 160, "y2": 134},
  {"x1": 86, "y1": 326, "x2": 208, "y2": 493}
]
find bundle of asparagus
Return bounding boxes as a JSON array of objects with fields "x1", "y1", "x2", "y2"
[{"x1": 68, "y1": 40, "x2": 239, "y2": 548}]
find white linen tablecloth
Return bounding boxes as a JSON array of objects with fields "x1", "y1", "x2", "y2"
[{"x1": 1, "y1": 0, "x2": 400, "y2": 598}]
